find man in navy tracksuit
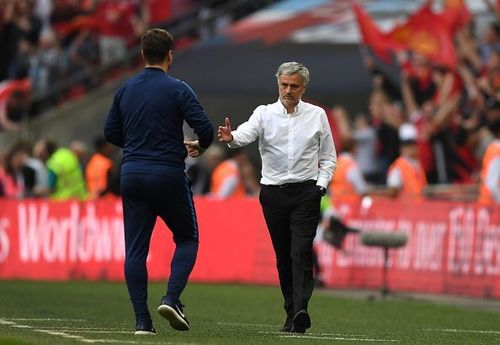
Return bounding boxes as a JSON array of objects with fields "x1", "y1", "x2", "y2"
[{"x1": 104, "y1": 28, "x2": 213, "y2": 335}]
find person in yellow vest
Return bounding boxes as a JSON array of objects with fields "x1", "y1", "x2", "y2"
[
  {"x1": 387, "y1": 123, "x2": 427, "y2": 199},
  {"x1": 210, "y1": 148, "x2": 246, "y2": 198},
  {"x1": 329, "y1": 138, "x2": 368, "y2": 203},
  {"x1": 478, "y1": 121, "x2": 500, "y2": 204},
  {"x1": 86, "y1": 136, "x2": 118, "y2": 199},
  {"x1": 44, "y1": 140, "x2": 88, "y2": 200}
]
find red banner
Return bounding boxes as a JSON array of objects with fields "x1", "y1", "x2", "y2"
[
  {"x1": 0, "y1": 198, "x2": 499, "y2": 298},
  {"x1": 353, "y1": 3, "x2": 458, "y2": 68}
]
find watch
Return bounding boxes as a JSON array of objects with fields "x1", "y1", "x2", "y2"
[{"x1": 319, "y1": 186, "x2": 327, "y2": 196}]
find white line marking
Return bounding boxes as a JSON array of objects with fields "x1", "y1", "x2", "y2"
[
  {"x1": 260, "y1": 331, "x2": 365, "y2": 337},
  {"x1": 8, "y1": 318, "x2": 86, "y2": 321},
  {"x1": 217, "y1": 321, "x2": 278, "y2": 327},
  {"x1": 73, "y1": 330, "x2": 132, "y2": 334},
  {"x1": 1, "y1": 317, "x2": 198, "y2": 345},
  {"x1": 424, "y1": 328, "x2": 500, "y2": 335},
  {"x1": 279, "y1": 334, "x2": 399, "y2": 342},
  {"x1": 34, "y1": 329, "x2": 85, "y2": 340},
  {"x1": 33, "y1": 327, "x2": 130, "y2": 331},
  {"x1": 0, "y1": 319, "x2": 17, "y2": 325}
]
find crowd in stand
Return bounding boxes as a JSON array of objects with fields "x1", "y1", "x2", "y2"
[
  {"x1": 0, "y1": 0, "x2": 154, "y2": 129},
  {"x1": 0, "y1": 1, "x2": 498, "y2": 204},
  {"x1": 0, "y1": 0, "x2": 271, "y2": 130},
  {"x1": 0, "y1": 137, "x2": 262, "y2": 200},
  {"x1": 324, "y1": 1, "x2": 500, "y2": 203},
  {"x1": 0, "y1": 136, "x2": 120, "y2": 199}
]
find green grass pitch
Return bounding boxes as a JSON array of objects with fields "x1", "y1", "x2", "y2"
[{"x1": 0, "y1": 280, "x2": 499, "y2": 344}]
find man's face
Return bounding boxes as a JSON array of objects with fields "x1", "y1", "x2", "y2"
[{"x1": 278, "y1": 73, "x2": 306, "y2": 110}]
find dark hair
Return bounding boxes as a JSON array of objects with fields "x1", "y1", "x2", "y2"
[{"x1": 141, "y1": 28, "x2": 173, "y2": 65}]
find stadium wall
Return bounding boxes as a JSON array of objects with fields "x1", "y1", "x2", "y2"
[{"x1": 0, "y1": 198, "x2": 498, "y2": 299}]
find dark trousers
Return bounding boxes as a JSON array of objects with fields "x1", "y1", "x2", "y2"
[
  {"x1": 259, "y1": 180, "x2": 321, "y2": 315},
  {"x1": 121, "y1": 172, "x2": 199, "y2": 325}
]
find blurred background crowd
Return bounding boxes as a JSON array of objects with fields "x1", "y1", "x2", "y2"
[{"x1": 0, "y1": 0, "x2": 499, "y2": 204}]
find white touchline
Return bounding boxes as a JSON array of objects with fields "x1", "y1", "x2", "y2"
[
  {"x1": 35, "y1": 327, "x2": 130, "y2": 331},
  {"x1": 424, "y1": 328, "x2": 500, "y2": 335},
  {"x1": 217, "y1": 321, "x2": 278, "y2": 327},
  {"x1": 34, "y1": 329, "x2": 86, "y2": 340},
  {"x1": 8, "y1": 318, "x2": 86, "y2": 321},
  {"x1": 0, "y1": 317, "x2": 198, "y2": 345},
  {"x1": 259, "y1": 331, "x2": 366, "y2": 337},
  {"x1": 279, "y1": 334, "x2": 399, "y2": 342}
]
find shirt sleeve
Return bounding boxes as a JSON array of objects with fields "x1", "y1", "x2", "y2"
[
  {"x1": 387, "y1": 167, "x2": 402, "y2": 189},
  {"x1": 178, "y1": 82, "x2": 214, "y2": 149},
  {"x1": 347, "y1": 166, "x2": 368, "y2": 195},
  {"x1": 104, "y1": 86, "x2": 125, "y2": 148},
  {"x1": 317, "y1": 111, "x2": 337, "y2": 189},
  {"x1": 228, "y1": 106, "x2": 263, "y2": 148},
  {"x1": 215, "y1": 175, "x2": 240, "y2": 198},
  {"x1": 485, "y1": 157, "x2": 500, "y2": 202}
]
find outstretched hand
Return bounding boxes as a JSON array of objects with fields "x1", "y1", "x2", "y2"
[
  {"x1": 218, "y1": 117, "x2": 233, "y2": 143},
  {"x1": 184, "y1": 140, "x2": 205, "y2": 158}
]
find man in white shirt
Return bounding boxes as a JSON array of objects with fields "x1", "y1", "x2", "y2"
[{"x1": 217, "y1": 62, "x2": 337, "y2": 333}]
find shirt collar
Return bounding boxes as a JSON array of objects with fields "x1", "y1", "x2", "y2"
[{"x1": 276, "y1": 99, "x2": 303, "y2": 115}]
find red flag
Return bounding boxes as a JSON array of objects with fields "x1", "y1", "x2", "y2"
[
  {"x1": 352, "y1": 3, "x2": 404, "y2": 63},
  {"x1": 441, "y1": 0, "x2": 471, "y2": 33},
  {"x1": 388, "y1": 4, "x2": 457, "y2": 68},
  {"x1": 353, "y1": 3, "x2": 457, "y2": 69}
]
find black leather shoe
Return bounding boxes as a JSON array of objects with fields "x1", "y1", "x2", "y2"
[
  {"x1": 280, "y1": 313, "x2": 294, "y2": 332},
  {"x1": 291, "y1": 310, "x2": 311, "y2": 333}
]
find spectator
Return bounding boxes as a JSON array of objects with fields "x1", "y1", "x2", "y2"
[
  {"x1": 352, "y1": 112, "x2": 378, "y2": 183},
  {"x1": 42, "y1": 140, "x2": 88, "y2": 200},
  {"x1": 2, "y1": 0, "x2": 42, "y2": 82},
  {"x1": 85, "y1": 136, "x2": 118, "y2": 199},
  {"x1": 387, "y1": 123, "x2": 428, "y2": 199},
  {"x1": 95, "y1": 0, "x2": 145, "y2": 66},
  {"x1": 186, "y1": 144, "x2": 224, "y2": 195},
  {"x1": 478, "y1": 120, "x2": 500, "y2": 204},
  {"x1": 69, "y1": 139, "x2": 89, "y2": 172},
  {"x1": 0, "y1": 151, "x2": 18, "y2": 197},
  {"x1": 328, "y1": 138, "x2": 368, "y2": 203},
  {"x1": 4, "y1": 140, "x2": 49, "y2": 198},
  {"x1": 30, "y1": 28, "x2": 65, "y2": 95},
  {"x1": 210, "y1": 148, "x2": 246, "y2": 198}
]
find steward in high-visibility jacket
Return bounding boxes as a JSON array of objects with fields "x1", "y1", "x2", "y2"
[
  {"x1": 210, "y1": 148, "x2": 250, "y2": 198},
  {"x1": 329, "y1": 150, "x2": 367, "y2": 203},
  {"x1": 387, "y1": 123, "x2": 427, "y2": 199},
  {"x1": 478, "y1": 121, "x2": 500, "y2": 204},
  {"x1": 85, "y1": 137, "x2": 116, "y2": 199}
]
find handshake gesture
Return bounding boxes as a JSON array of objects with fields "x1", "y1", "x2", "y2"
[
  {"x1": 185, "y1": 117, "x2": 233, "y2": 158},
  {"x1": 218, "y1": 117, "x2": 233, "y2": 143}
]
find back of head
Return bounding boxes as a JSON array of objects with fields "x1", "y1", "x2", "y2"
[{"x1": 141, "y1": 28, "x2": 174, "y2": 65}]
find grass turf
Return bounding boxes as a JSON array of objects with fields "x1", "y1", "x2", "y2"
[{"x1": 0, "y1": 281, "x2": 499, "y2": 344}]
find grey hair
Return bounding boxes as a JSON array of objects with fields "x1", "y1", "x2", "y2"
[{"x1": 275, "y1": 62, "x2": 310, "y2": 86}]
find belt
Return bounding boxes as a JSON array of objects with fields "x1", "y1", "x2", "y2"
[{"x1": 266, "y1": 180, "x2": 317, "y2": 189}]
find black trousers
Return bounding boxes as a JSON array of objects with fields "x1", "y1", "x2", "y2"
[{"x1": 259, "y1": 180, "x2": 321, "y2": 315}]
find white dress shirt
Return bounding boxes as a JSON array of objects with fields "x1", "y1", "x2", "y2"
[{"x1": 228, "y1": 99, "x2": 337, "y2": 188}]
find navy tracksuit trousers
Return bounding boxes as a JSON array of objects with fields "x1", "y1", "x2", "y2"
[{"x1": 121, "y1": 170, "x2": 198, "y2": 325}]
